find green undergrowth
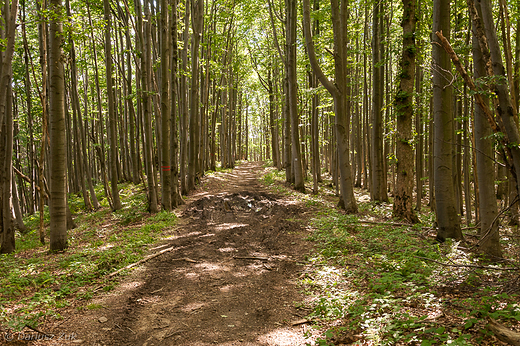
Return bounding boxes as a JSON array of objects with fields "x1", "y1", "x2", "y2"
[
  {"x1": 0, "y1": 182, "x2": 177, "y2": 332},
  {"x1": 302, "y1": 209, "x2": 520, "y2": 345}
]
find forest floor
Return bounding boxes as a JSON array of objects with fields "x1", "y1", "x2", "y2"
[
  {"x1": 5, "y1": 162, "x2": 321, "y2": 346},
  {"x1": 2, "y1": 161, "x2": 520, "y2": 346}
]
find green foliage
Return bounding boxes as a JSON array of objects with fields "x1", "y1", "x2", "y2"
[
  {"x1": 302, "y1": 207, "x2": 520, "y2": 345},
  {"x1": 1, "y1": 183, "x2": 177, "y2": 331}
]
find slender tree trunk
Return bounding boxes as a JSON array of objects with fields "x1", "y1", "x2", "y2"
[
  {"x1": 433, "y1": 0, "x2": 462, "y2": 241},
  {"x1": 415, "y1": 65, "x2": 424, "y2": 210},
  {"x1": 160, "y1": 0, "x2": 171, "y2": 211},
  {"x1": 371, "y1": 1, "x2": 387, "y2": 202},
  {"x1": 187, "y1": 0, "x2": 203, "y2": 192},
  {"x1": 104, "y1": 0, "x2": 122, "y2": 211},
  {"x1": 141, "y1": 0, "x2": 159, "y2": 213},
  {"x1": 0, "y1": 0, "x2": 18, "y2": 253},
  {"x1": 286, "y1": 0, "x2": 304, "y2": 192},
  {"x1": 472, "y1": 12, "x2": 501, "y2": 258},
  {"x1": 179, "y1": 0, "x2": 189, "y2": 195},
  {"x1": 49, "y1": 0, "x2": 68, "y2": 251},
  {"x1": 87, "y1": 2, "x2": 113, "y2": 210},
  {"x1": 393, "y1": 0, "x2": 419, "y2": 223},
  {"x1": 170, "y1": 0, "x2": 183, "y2": 207}
]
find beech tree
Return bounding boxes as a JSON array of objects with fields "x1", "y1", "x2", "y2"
[
  {"x1": 303, "y1": 0, "x2": 357, "y2": 212},
  {"x1": 432, "y1": 0, "x2": 462, "y2": 241},
  {"x1": 393, "y1": 0, "x2": 419, "y2": 223},
  {"x1": 0, "y1": 0, "x2": 18, "y2": 254},
  {"x1": 49, "y1": 0, "x2": 68, "y2": 251}
]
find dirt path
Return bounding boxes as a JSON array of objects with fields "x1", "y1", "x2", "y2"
[{"x1": 52, "y1": 162, "x2": 315, "y2": 346}]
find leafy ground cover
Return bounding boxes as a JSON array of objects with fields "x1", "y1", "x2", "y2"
[
  {"x1": 0, "y1": 183, "x2": 178, "y2": 332},
  {"x1": 261, "y1": 165, "x2": 520, "y2": 346}
]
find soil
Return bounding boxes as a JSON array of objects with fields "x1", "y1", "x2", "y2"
[{"x1": 33, "y1": 162, "x2": 317, "y2": 346}]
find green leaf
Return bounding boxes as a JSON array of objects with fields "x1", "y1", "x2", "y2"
[{"x1": 435, "y1": 326, "x2": 445, "y2": 334}]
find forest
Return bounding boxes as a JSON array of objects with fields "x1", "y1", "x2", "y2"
[{"x1": 0, "y1": 0, "x2": 520, "y2": 344}]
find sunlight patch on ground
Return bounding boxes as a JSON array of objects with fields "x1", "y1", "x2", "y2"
[
  {"x1": 218, "y1": 247, "x2": 236, "y2": 253},
  {"x1": 257, "y1": 327, "x2": 310, "y2": 345},
  {"x1": 198, "y1": 233, "x2": 216, "y2": 238},
  {"x1": 184, "y1": 272, "x2": 200, "y2": 280},
  {"x1": 180, "y1": 301, "x2": 206, "y2": 313},
  {"x1": 231, "y1": 270, "x2": 251, "y2": 278},
  {"x1": 120, "y1": 281, "x2": 144, "y2": 290},
  {"x1": 214, "y1": 223, "x2": 248, "y2": 231},
  {"x1": 98, "y1": 244, "x2": 115, "y2": 251},
  {"x1": 136, "y1": 295, "x2": 161, "y2": 304},
  {"x1": 150, "y1": 243, "x2": 173, "y2": 251},
  {"x1": 195, "y1": 262, "x2": 230, "y2": 273}
]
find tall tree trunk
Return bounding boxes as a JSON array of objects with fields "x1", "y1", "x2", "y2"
[
  {"x1": 170, "y1": 0, "x2": 183, "y2": 207},
  {"x1": 160, "y1": 0, "x2": 171, "y2": 211},
  {"x1": 179, "y1": 0, "x2": 189, "y2": 195},
  {"x1": 187, "y1": 0, "x2": 203, "y2": 192},
  {"x1": 472, "y1": 9, "x2": 501, "y2": 257},
  {"x1": 433, "y1": 0, "x2": 462, "y2": 241},
  {"x1": 141, "y1": 0, "x2": 159, "y2": 213},
  {"x1": 104, "y1": 0, "x2": 122, "y2": 211},
  {"x1": 286, "y1": 0, "x2": 304, "y2": 192},
  {"x1": 87, "y1": 1, "x2": 113, "y2": 210},
  {"x1": 125, "y1": 20, "x2": 140, "y2": 185},
  {"x1": 393, "y1": 0, "x2": 419, "y2": 223},
  {"x1": 303, "y1": 0, "x2": 357, "y2": 212},
  {"x1": 371, "y1": 1, "x2": 387, "y2": 202},
  {"x1": 49, "y1": 0, "x2": 68, "y2": 251},
  {"x1": 0, "y1": 0, "x2": 18, "y2": 254}
]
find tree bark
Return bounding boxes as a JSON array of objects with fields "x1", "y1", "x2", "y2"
[
  {"x1": 303, "y1": 0, "x2": 357, "y2": 212},
  {"x1": 472, "y1": 5, "x2": 502, "y2": 258},
  {"x1": 286, "y1": 0, "x2": 305, "y2": 192},
  {"x1": 371, "y1": 1, "x2": 388, "y2": 202},
  {"x1": 393, "y1": 0, "x2": 419, "y2": 223},
  {"x1": 432, "y1": 0, "x2": 463, "y2": 241},
  {"x1": 160, "y1": 0, "x2": 171, "y2": 211},
  {"x1": 104, "y1": 0, "x2": 122, "y2": 211},
  {"x1": 187, "y1": 0, "x2": 203, "y2": 192},
  {"x1": 49, "y1": 0, "x2": 68, "y2": 251}
]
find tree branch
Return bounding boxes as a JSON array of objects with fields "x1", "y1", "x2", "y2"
[{"x1": 302, "y1": 0, "x2": 338, "y2": 96}]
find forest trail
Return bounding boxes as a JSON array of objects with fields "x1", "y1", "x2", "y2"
[{"x1": 56, "y1": 162, "x2": 315, "y2": 346}]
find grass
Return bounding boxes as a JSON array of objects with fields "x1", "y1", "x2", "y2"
[{"x1": 0, "y1": 182, "x2": 177, "y2": 332}]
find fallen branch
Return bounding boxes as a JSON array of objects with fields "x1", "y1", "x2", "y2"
[
  {"x1": 233, "y1": 256, "x2": 269, "y2": 261},
  {"x1": 358, "y1": 220, "x2": 429, "y2": 229},
  {"x1": 164, "y1": 330, "x2": 184, "y2": 339},
  {"x1": 415, "y1": 256, "x2": 520, "y2": 271},
  {"x1": 108, "y1": 247, "x2": 196, "y2": 278},
  {"x1": 23, "y1": 325, "x2": 53, "y2": 339},
  {"x1": 291, "y1": 319, "x2": 310, "y2": 326},
  {"x1": 487, "y1": 318, "x2": 520, "y2": 346}
]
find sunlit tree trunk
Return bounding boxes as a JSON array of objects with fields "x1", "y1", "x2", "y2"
[
  {"x1": 286, "y1": 0, "x2": 304, "y2": 192},
  {"x1": 187, "y1": 0, "x2": 203, "y2": 192},
  {"x1": 170, "y1": 0, "x2": 183, "y2": 207}
]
